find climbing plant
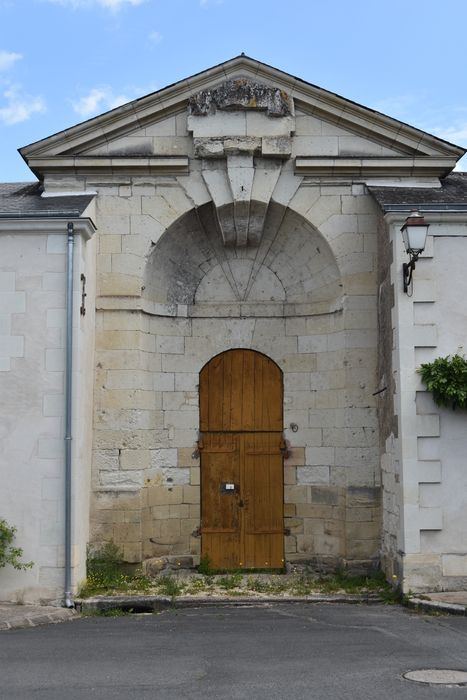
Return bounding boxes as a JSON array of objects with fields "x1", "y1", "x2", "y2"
[
  {"x1": 418, "y1": 354, "x2": 467, "y2": 410},
  {"x1": 0, "y1": 519, "x2": 33, "y2": 570}
]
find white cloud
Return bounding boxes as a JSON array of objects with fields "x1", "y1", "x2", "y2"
[
  {"x1": 0, "y1": 85, "x2": 46, "y2": 125},
  {"x1": 0, "y1": 50, "x2": 22, "y2": 72},
  {"x1": 148, "y1": 30, "x2": 162, "y2": 44},
  {"x1": 72, "y1": 86, "x2": 129, "y2": 117},
  {"x1": 45, "y1": 0, "x2": 145, "y2": 9}
]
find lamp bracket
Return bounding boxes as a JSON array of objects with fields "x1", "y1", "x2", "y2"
[{"x1": 403, "y1": 253, "x2": 419, "y2": 294}]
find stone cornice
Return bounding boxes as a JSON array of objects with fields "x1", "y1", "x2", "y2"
[
  {"x1": 385, "y1": 211, "x2": 467, "y2": 226},
  {"x1": 25, "y1": 156, "x2": 189, "y2": 179},
  {"x1": 96, "y1": 295, "x2": 344, "y2": 318},
  {"x1": 295, "y1": 157, "x2": 457, "y2": 179},
  {"x1": 0, "y1": 217, "x2": 96, "y2": 239}
]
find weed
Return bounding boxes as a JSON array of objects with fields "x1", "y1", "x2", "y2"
[
  {"x1": 267, "y1": 579, "x2": 289, "y2": 594},
  {"x1": 247, "y1": 576, "x2": 268, "y2": 593},
  {"x1": 290, "y1": 574, "x2": 316, "y2": 595},
  {"x1": 155, "y1": 575, "x2": 182, "y2": 598},
  {"x1": 315, "y1": 569, "x2": 395, "y2": 597},
  {"x1": 218, "y1": 573, "x2": 242, "y2": 590},
  {"x1": 82, "y1": 607, "x2": 133, "y2": 617},
  {"x1": 127, "y1": 572, "x2": 153, "y2": 593},
  {"x1": 185, "y1": 578, "x2": 209, "y2": 594},
  {"x1": 80, "y1": 541, "x2": 152, "y2": 597},
  {"x1": 197, "y1": 555, "x2": 212, "y2": 575}
]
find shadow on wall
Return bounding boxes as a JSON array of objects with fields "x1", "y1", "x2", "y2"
[{"x1": 142, "y1": 201, "x2": 343, "y2": 312}]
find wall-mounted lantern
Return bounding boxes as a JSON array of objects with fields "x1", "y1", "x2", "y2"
[{"x1": 401, "y1": 211, "x2": 429, "y2": 294}]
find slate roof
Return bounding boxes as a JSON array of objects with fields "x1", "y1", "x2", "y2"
[
  {"x1": 368, "y1": 173, "x2": 467, "y2": 211},
  {"x1": 0, "y1": 182, "x2": 95, "y2": 217}
]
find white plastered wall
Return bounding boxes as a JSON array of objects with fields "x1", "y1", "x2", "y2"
[
  {"x1": 0, "y1": 218, "x2": 96, "y2": 603},
  {"x1": 388, "y1": 215, "x2": 467, "y2": 592}
]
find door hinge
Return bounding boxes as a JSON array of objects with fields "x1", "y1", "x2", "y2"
[{"x1": 280, "y1": 437, "x2": 291, "y2": 459}]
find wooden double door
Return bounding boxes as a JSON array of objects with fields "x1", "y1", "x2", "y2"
[{"x1": 199, "y1": 349, "x2": 284, "y2": 570}]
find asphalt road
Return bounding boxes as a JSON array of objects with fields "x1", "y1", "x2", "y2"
[{"x1": 1, "y1": 603, "x2": 467, "y2": 699}]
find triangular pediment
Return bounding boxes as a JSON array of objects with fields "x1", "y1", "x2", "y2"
[{"x1": 20, "y1": 55, "x2": 465, "y2": 178}]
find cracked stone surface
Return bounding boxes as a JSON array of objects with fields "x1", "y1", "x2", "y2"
[{"x1": 188, "y1": 79, "x2": 292, "y2": 117}]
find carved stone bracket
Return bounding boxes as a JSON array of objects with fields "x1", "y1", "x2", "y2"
[{"x1": 201, "y1": 156, "x2": 282, "y2": 247}]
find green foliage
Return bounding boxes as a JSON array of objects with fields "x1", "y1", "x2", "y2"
[
  {"x1": 246, "y1": 576, "x2": 288, "y2": 594},
  {"x1": 80, "y1": 541, "x2": 151, "y2": 596},
  {"x1": 0, "y1": 519, "x2": 33, "y2": 571},
  {"x1": 418, "y1": 354, "x2": 467, "y2": 410},
  {"x1": 83, "y1": 607, "x2": 133, "y2": 618},
  {"x1": 315, "y1": 569, "x2": 388, "y2": 594},
  {"x1": 217, "y1": 573, "x2": 242, "y2": 590},
  {"x1": 185, "y1": 577, "x2": 211, "y2": 593},
  {"x1": 197, "y1": 554, "x2": 212, "y2": 575},
  {"x1": 154, "y1": 575, "x2": 182, "y2": 598}
]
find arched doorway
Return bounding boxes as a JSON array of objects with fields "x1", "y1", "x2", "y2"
[{"x1": 199, "y1": 349, "x2": 284, "y2": 569}]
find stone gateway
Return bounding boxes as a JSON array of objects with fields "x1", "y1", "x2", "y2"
[{"x1": 1, "y1": 56, "x2": 467, "y2": 603}]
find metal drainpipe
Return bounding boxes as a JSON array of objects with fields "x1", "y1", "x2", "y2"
[{"x1": 64, "y1": 222, "x2": 75, "y2": 608}]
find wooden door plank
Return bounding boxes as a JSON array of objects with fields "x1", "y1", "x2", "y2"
[
  {"x1": 229, "y1": 349, "x2": 244, "y2": 431},
  {"x1": 208, "y1": 354, "x2": 224, "y2": 431},
  {"x1": 242, "y1": 350, "x2": 255, "y2": 431},
  {"x1": 199, "y1": 363, "x2": 209, "y2": 432},
  {"x1": 222, "y1": 351, "x2": 233, "y2": 431},
  {"x1": 263, "y1": 358, "x2": 283, "y2": 430},
  {"x1": 253, "y1": 353, "x2": 264, "y2": 430}
]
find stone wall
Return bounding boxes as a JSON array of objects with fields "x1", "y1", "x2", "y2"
[
  {"x1": 376, "y1": 206, "x2": 400, "y2": 582},
  {"x1": 88, "y1": 173, "x2": 381, "y2": 571}
]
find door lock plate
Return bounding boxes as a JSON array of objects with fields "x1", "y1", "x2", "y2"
[{"x1": 220, "y1": 482, "x2": 237, "y2": 493}]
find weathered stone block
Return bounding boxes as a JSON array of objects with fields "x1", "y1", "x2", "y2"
[
  {"x1": 99, "y1": 273, "x2": 141, "y2": 297},
  {"x1": 123, "y1": 543, "x2": 142, "y2": 563},
  {"x1": 151, "y1": 505, "x2": 170, "y2": 520},
  {"x1": 301, "y1": 506, "x2": 333, "y2": 521},
  {"x1": 119, "y1": 449, "x2": 151, "y2": 470},
  {"x1": 112, "y1": 522, "x2": 141, "y2": 543},
  {"x1": 159, "y1": 519, "x2": 181, "y2": 541},
  {"x1": 182, "y1": 485, "x2": 200, "y2": 504},
  {"x1": 168, "y1": 504, "x2": 190, "y2": 519},
  {"x1": 297, "y1": 466, "x2": 330, "y2": 485},
  {"x1": 99, "y1": 470, "x2": 143, "y2": 489},
  {"x1": 143, "y1": 557, "x2": 167, "y2": 576},
  {"x1": 310, "y1": 486, "x2": 339, "y2": 505},
  {"x1": 146, "y1": 485, "x2": 183, "y2": 506},
  {"x1": 305, "y1": 446, "x2": 335, "y2": 466},
  {"x1": 346, "y1": 521, "x2": 380, "y2": 540},
  {"x1": 284, "y1": 485, "x2": 308, "y2": 504}
]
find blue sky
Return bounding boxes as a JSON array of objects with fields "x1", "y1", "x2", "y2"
[{"x1": 1, "y1": 0, "x2": 467, "y2": 181}]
